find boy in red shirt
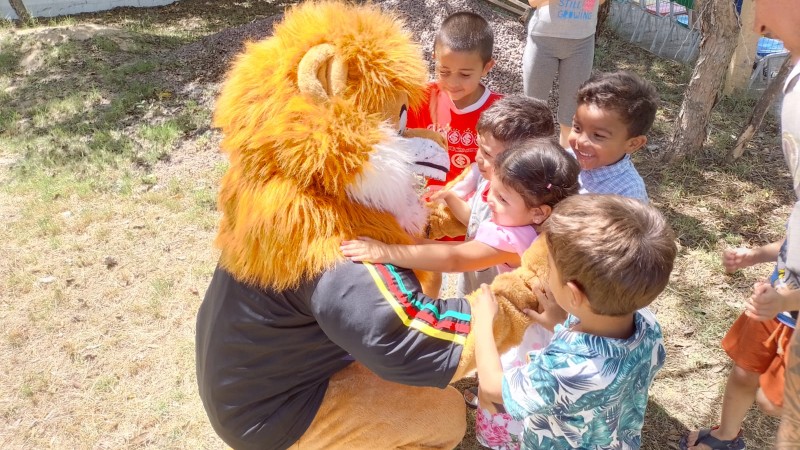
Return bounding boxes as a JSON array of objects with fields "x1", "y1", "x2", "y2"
[
  {"x1": 408, "y1": 11, "x2": 502, "y2": 295},
  {"x1": 409, "y1": 11, "x2": 502, "y2": 200}
]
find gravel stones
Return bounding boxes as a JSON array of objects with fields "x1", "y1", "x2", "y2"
[
  {"x1": 170, "y1": 2, "x2": 528, "y2": 95},
  {"x1": 378, "y1": 0, "x2": 527, "y2": 96}
]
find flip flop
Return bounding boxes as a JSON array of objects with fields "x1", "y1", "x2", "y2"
[
  {"x1": 679, "y1": 426, "x2": 745, "y2": 450},
  {"x1": 462, "y1": 387, "x2": 479, "y2": 409}
]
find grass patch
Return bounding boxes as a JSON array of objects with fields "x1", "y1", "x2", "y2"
[
  {"x1": 0, "y1": 44, "x2": 23, "y2": 70},
  {"x1": 140, "y1": 121, "x2": 181, "y2": 148},
  {"x1": 118, "y1": 59, "x2": 158, "y2": 75},
  {"x1": 0, "y1": 27, "x2": 183, "y2": 183},
  {"x1": 92, "y1": 35, "x2": 119, "y2": 52}
]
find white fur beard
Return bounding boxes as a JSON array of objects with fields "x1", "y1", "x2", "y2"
[{"x1": 346, "y1": 128, "x2": 447, "y2": 235}]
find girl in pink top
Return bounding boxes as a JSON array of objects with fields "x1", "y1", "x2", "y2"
[{"x1": 341, "y1": 137, "x2": 579, "y2": 278}]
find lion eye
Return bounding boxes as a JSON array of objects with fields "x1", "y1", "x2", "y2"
[{"x1": 398, "y1": 104, "x2": 408, "y2": 135}]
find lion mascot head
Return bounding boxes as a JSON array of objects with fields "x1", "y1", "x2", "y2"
[{"x1": 212, "y1": 1, "x2": 448, "y2": 291}]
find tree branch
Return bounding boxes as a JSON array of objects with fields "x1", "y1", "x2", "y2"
[{"x1": 727, "y1": 57, "x2": 793, "y2": 161}]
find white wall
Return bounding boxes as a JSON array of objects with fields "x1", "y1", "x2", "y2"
[{"x1": 1, "y1": 0, "x2": 177, "y2": 19}]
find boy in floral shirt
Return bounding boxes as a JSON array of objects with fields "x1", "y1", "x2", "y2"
[{"x1": 473, "y1": 194, "x2": 676, "y2": 449}]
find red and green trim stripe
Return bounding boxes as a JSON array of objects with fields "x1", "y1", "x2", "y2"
[{"x1": 363, "y1": 262, "x2": 471, "y2": 345}]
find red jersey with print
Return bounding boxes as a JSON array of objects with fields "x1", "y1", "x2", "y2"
[{"x1": 408, "y1": 83, "x2": 503, "y2": 189}]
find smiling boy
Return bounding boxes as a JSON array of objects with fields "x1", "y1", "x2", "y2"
[{"x1": 568, "y1": 71, "x2": 658, "y2": 203}]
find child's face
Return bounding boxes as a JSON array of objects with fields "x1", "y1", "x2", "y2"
[
  {"x1": 754, "y1": 0, "x2": 800, "y2": 55},
  {"x1": 568, "y1": 103, "x2": 646, "y2": 171},
  {"x1": 486, "y1": 175, "x2": 538, "y2": 227},
  {"x1": 434, "y1": 45, "x2": 494, "y2": 108},
  {"x1": 475, "y1": 133, "x2": 506, "y2": 179}
]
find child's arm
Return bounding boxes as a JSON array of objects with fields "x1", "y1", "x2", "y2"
[
  {"x1": 430, "y1": 189, "x2": 471, "y2": 226},
  {"x1": 723, "y1": 239, "x2": 784, "y2": 273},
  {"x1": 447, "y1": 163, "x2": 481, "y2": 199},
  {"x1": 340, "y1": 237, "x2": 519, "y2": 272},
  {"x1": 474, "y1": 284, "x2": 504, "y2": 404}
]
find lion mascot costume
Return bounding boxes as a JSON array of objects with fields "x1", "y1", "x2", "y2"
[{"x1": 196, "y1": 3, "x2": 547, "y2": 449}]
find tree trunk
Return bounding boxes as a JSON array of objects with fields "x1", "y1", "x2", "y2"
[
  {"x1": 663, "y1": 0, "x2": 739, "y2": 163},
  {"x1": 724, "y1": 0, "x2": 759, "y2": 95},
  {"x1": 596, "y1": 0, "x2": 613, "y2": 35},
  {"x1": 727, "y1": 57, "x2": 793, "y2": 161},
  {"x1": 9, "y1": 0, "x2": 31, "y2": 22}
]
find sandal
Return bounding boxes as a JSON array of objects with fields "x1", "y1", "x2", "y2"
[
  {"x1": 462, "y1": 387, "x2": 479, "y2": 409},
  {"x1": 679, "y1": 426, "x2": 745, "y2": 450}
]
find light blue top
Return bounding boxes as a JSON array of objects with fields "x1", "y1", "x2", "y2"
[
  {"x1": 502, "y1": 309, "x2": 666, "y2": 450},
  {"x1": 571, "y1": 151, "x2": 648, "y2": 203}
]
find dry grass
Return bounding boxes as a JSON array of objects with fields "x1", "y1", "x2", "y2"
[{"x1": 0, "y1": 2, "x2": 789, "y2": 449}]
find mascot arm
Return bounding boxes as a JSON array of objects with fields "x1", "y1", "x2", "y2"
[
  {"x1": 425, "y1": 202, "x2": 468, "y2": 239},
  {"x1": 311, "y1": 238, "x2": 549, "y2": 387},
  {"x1": 311, "y1": 261, "x2": 469, "y2": 388}
]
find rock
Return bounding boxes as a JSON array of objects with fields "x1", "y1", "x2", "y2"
[
  {"x1": 103, "y1": 256, "x2": 118, "y2": 268},
  {"x1": 38, "y1": 276, "x2": 56, "y2": 284}
]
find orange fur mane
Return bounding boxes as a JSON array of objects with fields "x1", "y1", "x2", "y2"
[{"x1": 212, "y1": 2, "x2": 429, "y2": 290}]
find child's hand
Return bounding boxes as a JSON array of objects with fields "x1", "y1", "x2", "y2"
[
  {"x1": 422, "y1": 185, "x2": 443, "y2": 203},
  {"x1": 340, "y1": 237, "x2": 390, "y2": 263},
  {"x1": 525, "y1": 285, "x2": 567, "y2": 332},
  {"x1": 745, "y1": 281, "x2": 787, "y2": 322},
  {"x1": 473, "y1": 284, "x2": 499, "y2": 325},
  {"x1": 429, "y1": 188, "x2": 453, "y2": 205},
  {"x1": 722, "y1": 247, "x2": 754, "y2": 273}
]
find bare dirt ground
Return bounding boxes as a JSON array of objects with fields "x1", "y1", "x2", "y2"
[{"x1": 0, "y1": 1, "x2": 790, "y2": 449}]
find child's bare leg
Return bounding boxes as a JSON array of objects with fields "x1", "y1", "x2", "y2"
[
  {"x1": 477, "y1": 385, "x2": 501, "y2": 414},
  {"x1": 686, "y1": 364, "x2": 758, "y2": 448},
  {"x1": 756, "y1": 387, "x2": 783, "y2": 417},
  {"x1": 715, "y1": 365, "x2": 759, "y2": 437}
]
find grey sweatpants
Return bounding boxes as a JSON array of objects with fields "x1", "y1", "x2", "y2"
[{"x1": 522, "y1": 33, "x2": 595, "y2": 126}]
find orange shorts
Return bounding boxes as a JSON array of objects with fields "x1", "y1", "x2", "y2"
[{"x1": 721, "y1": 313, "x2": 793, "y2": 407}]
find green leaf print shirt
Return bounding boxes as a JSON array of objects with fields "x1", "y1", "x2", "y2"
[{"x1": 502, "y1": 309, "x2": 665, "y2": 449}]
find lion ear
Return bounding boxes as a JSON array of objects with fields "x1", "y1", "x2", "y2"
[{"x1": 297, "y1": 43, "x2": 348, "y2": 102}]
